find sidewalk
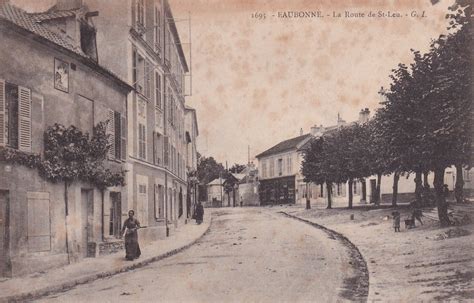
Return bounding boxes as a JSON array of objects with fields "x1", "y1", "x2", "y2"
[
  {"x1": 0, "y1": 213, "x2": 211, "y2": 303},
  {"x1": 275, "y1": 203, "x2": 474, "y2": 302}
]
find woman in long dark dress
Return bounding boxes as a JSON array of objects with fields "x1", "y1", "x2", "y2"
[
  {"x1": 195, "y1": 202, "x2": 204, "y2": 225},
  {"x1": 120, "y1": 210, "x2": 141, "y2": 261}
]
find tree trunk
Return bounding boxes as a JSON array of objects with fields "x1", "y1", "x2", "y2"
[
  {"x1": 101, "y1": 190, "x2": 105, "y2": 241},
  {"x1": 434, "y1": 167, "x2": 451, "y2": 226},
  {"x1": 348, "y1": 179, "x2": 353, "y2": 209},
  {"x1": 306, "y1": 183, "x2": 311, "y2": 210},
  {"x1": 422, "y1": 170, "x2": 432, "y2": 206},
  {"x1": 361, "y1": 179, "x2": 367, "y2": 202},
  {"x1": 455, "y1": 163, "x2": 464, "y2": 203},
  {"x1": 326, "y1": 183, "x2": 332, "y2": 209},
  {"x1": 233, "y1": 188, "x2": 236, "y2": 207},
  {"x1": 375, "y1": 173, "x2": 382, "y2": 205},
  {"x1": 64, "y1": 181, "x2": 70, "y2": 264},
  {"x1": 415, "y1": 170, "x2": 423, "y2": 206},
  {"x1": 392, "y1": 172, "x2": 399, "y2": 207},
  {"x1": 423, "y1": 171, "x2": 430, "y2": 189}
]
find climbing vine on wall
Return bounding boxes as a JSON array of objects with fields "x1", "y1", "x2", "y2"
[{"x1": 0, "y1": 122, "x2": 125, "y2": 189}]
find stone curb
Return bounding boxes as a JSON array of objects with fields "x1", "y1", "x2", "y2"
[
  {"x1": 278, "y1": 211, "x2": 369, "y2": 302},
  {"x1": 2, "y1": 216, "x2": 212, "y2": 303}
]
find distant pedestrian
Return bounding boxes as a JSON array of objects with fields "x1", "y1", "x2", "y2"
[
  {"x1": 195, "y1": 201, "x2": 204, "y2": 225},
  {"x1": 412, "y1": 208, "x2": 423, "y2": 226},
  {"x1": 443, "y1": 184, "x2": 450, "y2": 200},
  {"x1": 240, "y1": 196, "x2": 243, "y2": 207},
  {"x1": 120, "y1": 210, "x2": 141, "y2": 261},
  {"x1": 392, "y1": 211, "x2": 401, "y2": 232}
]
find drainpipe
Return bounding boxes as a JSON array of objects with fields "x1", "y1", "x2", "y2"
[{"x1": 165, "y1": 172, "x2": 169, "y2": 237}]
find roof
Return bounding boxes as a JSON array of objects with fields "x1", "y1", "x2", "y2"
[
  {"x1": 255, "y1": 134, "x2": 312, "y2": 158},
  {"x1": 31, "y1": 9, "x2": 79, "y2": 22},
  {"x1": 0, "y1": 3, "x2": 132, "y2": 92},
  {"x1": 207, "y1": 178, "x2": 225, "y2": 186},
  {"x1": 0, "y1": 4, "x2": 84, "y2": 56},
  {"x1": 231, "y1": 173, "x2": 246, "y2": 180}
]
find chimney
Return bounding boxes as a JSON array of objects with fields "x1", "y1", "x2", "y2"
[
  {"x1": 310, "y1": 124, "x2": 324, "y2": 136},
  {"x1": 358, "y1": 108, "x2": 370, "y2": 124},
  {"x1": 56, "y1": 0, "x2": 82, "y2": 10},
  {"x1": 300, "y1": 128, "x2": 303, "y2": 136},
  {"x1": 337, "y1": 113, "x2": 346, "y2": 127}
]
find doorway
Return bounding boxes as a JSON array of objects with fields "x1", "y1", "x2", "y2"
[
  {"x1": 0, "y1": 190, "x2": 10, "y2": 277},
  {"x1": 178, "y1": 188, "x2": 183, "y2": 218},
  {"x1": 109, "y1": 192, "x2": 122, "y2": 238},
  {"x1": 81, "y1": 189, "x2": 94, "y2": 257}
]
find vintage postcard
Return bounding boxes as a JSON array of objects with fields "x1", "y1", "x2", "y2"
[{"x1": 0, "y1": 0, "x2": 472, "y2": 302}]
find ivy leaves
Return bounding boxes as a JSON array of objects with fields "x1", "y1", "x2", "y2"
[{"x1": 0, "y1": 121, "x2": 125, "y2": 191}]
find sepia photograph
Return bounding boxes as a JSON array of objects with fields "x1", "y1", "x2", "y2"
[{"x1": 0, "y1": 0, "x2": 472, "y2": 302}]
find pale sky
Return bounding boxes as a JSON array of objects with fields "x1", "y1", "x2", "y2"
[
  {"x1": 171, "y1": 0, "x2": 453, "y2": 165},
  {"x1": 13, "y1": 0, "x2": 454, "y2": 165}
]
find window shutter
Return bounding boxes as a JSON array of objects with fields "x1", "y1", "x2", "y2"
[
  {"x1": 164, "y1": 135, "x2": 169, "y2": 167},
  {"x1": 18, "y1": 86, "x2": 32, "y2": 152},
  {"x1": 0, "y1": 80, "x2": 5, "y2": 146},
  {"x1": 152, "y1": 131, "x2": 157, "y2": 164},
  {"x1": 114, "y1": 111, "x2": 121, "y2": 159},
  {"x1": 107, "y1": 109, "x2": 115, "y2": 159},
  {"x1": 121, "y1": 115, "x2": 127, "y2": 160}
]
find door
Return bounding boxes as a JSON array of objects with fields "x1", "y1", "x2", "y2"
[
  {"x1": 0, "y1": 191, "x2": 11, "y2": 277},
  {"x1": 81, "y1": 189, "x2": 93, "y2": 257},
  {"x1": 109, "y1": 192, "x2": 121, "y2": 238},
  {"x1": 369, "y1": 179, "x2": 377, "y2": 203},
  {"x1": 178, "y1": 188, "x2": 183, "y2": 218}
]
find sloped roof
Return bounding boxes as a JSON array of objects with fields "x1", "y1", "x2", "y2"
[
  {"x1": 0, "y1": 4, "x2": 85, "y2": 56},
  {"x1": 31, "y1": 9, "x2": 79, "y2": 22},
  {"x1": 256, "y1": 134, "x2": 312, "y2": 158},
  {"x1": 0, "y1": 3, "x2": 132, "y2": 91},
  {"x1": 231, "y1": 173, "x2": 246, "y2": 180},
  {"x1": 208, "y1": 178, "x2": 225, "y2": 186}
]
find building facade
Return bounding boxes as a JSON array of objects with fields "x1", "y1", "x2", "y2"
[
  {"x1": 0, "y1": 3, "x2": 131, "y2": 276},
  {"x1": 207, "y1": 178, "x2": 225, "y2": 207},
  {"x1": 185, "y1": 106, "x2": 199, "y2": 217},
  {"x1": 256, "y1": 134, "x2": 311, "y2": 205},
  {"x1": 83, "y1": 0, "x2": 192, "y2": 240},
  {"x1": 237, "y1": 163, "x2": 259, "y2": 206},
  {"x1": 257, "y1": 108, "x2": 473, "y2": 209}
]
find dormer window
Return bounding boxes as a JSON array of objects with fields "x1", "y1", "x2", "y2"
[{"x1": 80, "y1": 21, "x2": 98, "y2": 62}]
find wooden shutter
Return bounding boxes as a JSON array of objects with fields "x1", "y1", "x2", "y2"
[
  {"x1": 164, "y1": 135, "x2": 169, "y2": 167},
  {"x1": 154, "y1": 184, "x2": 159, "y2": 219},
  {"x1": 107, "y1": 109, "x2": 115, "y2": 159},
  {"x1": 18, "y1": 86, "x2": 32, "y2": 152},
  {"x1": 121, "y1": 115, "x2": 126, "y2": 160},
  {"x1": 114, "y1": 111, "x2": 121, "y2": 159},
  {"x1": 0, "y1": 80, "x2": 5, "y2": 146},
  {"x1": 152, "y1": 131, "x2": 157, "y2": 164}
]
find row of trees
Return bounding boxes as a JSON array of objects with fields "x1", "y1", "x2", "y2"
[{"x1": 302, "y1": 2, "x2": 472, "y2": 226}]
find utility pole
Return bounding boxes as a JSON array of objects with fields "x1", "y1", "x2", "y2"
[
  {"x1": 219, "y1": 171, "x2": 223, "y2": 208},
  {"x1": 248, "y1": 145, "x2": 250, "y2": 165}
]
